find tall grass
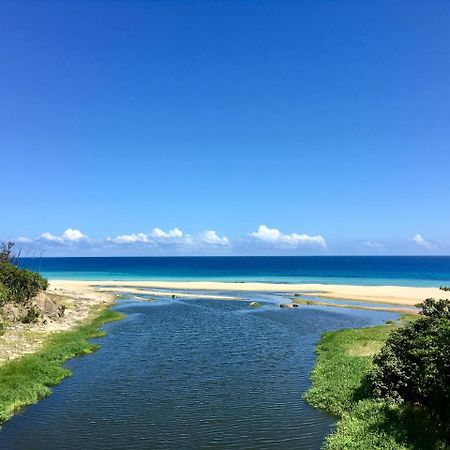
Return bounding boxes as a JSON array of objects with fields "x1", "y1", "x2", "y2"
[
  {"x1": 306, "y1": 318, "x2": 447, "y2": 449},
  {"x1": 0, "y1": 307, "x2": 124, "y2": 423}
]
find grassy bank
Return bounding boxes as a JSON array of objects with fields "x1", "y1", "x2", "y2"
[
  {"x1": 0, "y1": 306, "x2": 124, "y2": 423},
  {"x1": 306, "y1": 317, "x2": 447, "y2": 449}
]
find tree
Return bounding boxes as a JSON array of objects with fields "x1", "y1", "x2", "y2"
[
  {"x1": 0, "y1": 241, "x2": 48, "y2": 305},
  {"x1": 371, "y1": 298, "x2": 450, "y2": 435},
  {"x1": 0, "y1": 241, "x2": 16, "y2": 265}
]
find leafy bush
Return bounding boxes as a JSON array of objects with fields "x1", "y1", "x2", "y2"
[
  {"x1": 371, "y1": 298, "x2": 450, "y2": 434},
  {"x1": 0, "y1": 262, "x2": 48, "y2": 305},
  {"x1": 0, "y1": 241, "x2": 16, "y2": 265},
  {"x1": 20, "y1": 306, "x2": 40, "y2": 324},
  {"x1": 0, "y1": 282, "x2": 8, "y2": 305}
]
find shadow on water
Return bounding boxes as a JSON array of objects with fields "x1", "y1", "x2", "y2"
[{"x1": 0, "y1": 298, "x2": 398, "y2": 450}]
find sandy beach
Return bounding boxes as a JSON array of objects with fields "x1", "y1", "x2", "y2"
[
  {"x1": 50, "y1": 280, "x2": 443, "y2": 306},
  {"x1": 2, "y1": 279, "x2": 433, "y2": 365}
]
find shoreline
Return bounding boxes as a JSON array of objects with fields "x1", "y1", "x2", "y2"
[
  {"x1": 49, "y1": 280, "x2": 443, "y2": 306},
  {"x1": 2, "y1": 277, "x2": 430, "y2": 369},
  {"x1": 0, "y1": 284, "x2": 115, "y2": 366},
  {"x1": 305, "y1": 316, "x2": 447, "y2": 449},
  {"x1": 0, "y1": 279, "x2": 439, "y2": 439},
  {"x1": 0, "y1": 303, "x2": 123, "y2": 424}
]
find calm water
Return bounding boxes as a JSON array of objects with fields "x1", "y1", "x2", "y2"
[
  {"x1": 20, "y1": 256, "x2": 450, "y2": 286},
  {"x1": 0, "y1": 298, "x2": 398, "y2": 450}
]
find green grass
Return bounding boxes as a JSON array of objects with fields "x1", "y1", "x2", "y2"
[
  {"x1": 306, "y1": 317, "x2": 447, "y2": 449},
  {"x1": 0, "y1": 306, "x2": 124, "y2": 423}
]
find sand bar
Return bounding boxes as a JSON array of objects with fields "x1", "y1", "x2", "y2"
[
  {"x1": 49, "y1": 280, "x2": 445, "y2": 306},
  {"x1": 96, "y1": 286, "x2": 242, "y2": 300}
]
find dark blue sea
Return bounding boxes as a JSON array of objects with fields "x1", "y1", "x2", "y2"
[{"x1": 20, "y1": 256, "x2": 450, "y2": 286}]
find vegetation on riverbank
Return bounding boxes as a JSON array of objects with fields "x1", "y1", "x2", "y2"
[
  {"x1": 306, "y1": 304, "x2": 449, "y2": 449},
  {"x1": 0, "y1": 242, "x2": 49, "y2": 327},
  {"x1": 0, "y1": 306, "x2": 124, "y2": 423}
]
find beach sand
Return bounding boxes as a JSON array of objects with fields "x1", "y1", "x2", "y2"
[
  {"x1": 2, "y1": 279, "x2": 439, "y2": 366},
  {"x1": 50, "y1": 280, "x2": 443, "y2": 306},
  {"x1": 0, "y1": 284, "x2": 114, "y2": 365}
]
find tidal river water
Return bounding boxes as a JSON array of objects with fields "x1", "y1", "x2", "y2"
[{"x1": 0, "y1": 297, "x2": 398, "y2": 450}]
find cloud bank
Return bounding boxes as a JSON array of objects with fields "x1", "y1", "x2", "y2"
[
  {"x1": 250, "y1": 225, "x2": 327, "y2": 248},
  {"x1": 10, "y1": 227, "x2": 446, "y2": 256},
  {"x1": 12, "y1": 225, "x2": 327, "y2": 255}
]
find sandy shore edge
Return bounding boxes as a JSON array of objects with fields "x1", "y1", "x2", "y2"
[
  {"x1": 0, "y1": 284, "x2": 114, "y2": 365},
  {"x1": 2, "y1": 279, "x2": 436, "y2": 365},
  {"x1": 50, "y1": 280, "x2": 442, "y2": 306}
]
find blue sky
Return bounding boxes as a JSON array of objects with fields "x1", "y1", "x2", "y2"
[{"x1": 1, "y1": 1, "x2": 450, "y2": 256}]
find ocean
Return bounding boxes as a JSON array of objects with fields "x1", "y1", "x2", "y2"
[{"x1": 19, "y1": 256, "x2": 450, "y2": 286}]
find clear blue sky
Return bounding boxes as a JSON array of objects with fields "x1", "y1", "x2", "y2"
[{"x1": 1, "y1": 1, "x2": 450, "y2": 255}]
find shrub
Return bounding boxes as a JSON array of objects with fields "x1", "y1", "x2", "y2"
[
  {"x1": 0, "y1": 282, "x2": 8, "y2": 305},
  {"x1": 371, "y1": 298, "x2": 450, "y2": 434},
  {"x1": 0, "y1": 241, "x2": 16, "y2": 265},
  {"x1": 0, "y1": 262, "x2": 48, "y2": 305},
  {"x1": 20, "y1": 306, "x2": 40, "y2": 324}
]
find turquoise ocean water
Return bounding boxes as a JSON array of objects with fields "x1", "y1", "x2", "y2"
[{"x1": 20, "y1": 256, "x2": 450, "y2": 286}]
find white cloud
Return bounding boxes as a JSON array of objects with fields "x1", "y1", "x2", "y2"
[
  {"x1": 16, "y1": 225, "x2": 327, "y2": 254},
  {"x1": 62, "y1": 228, "x2": 88, "y2": 241},
  {"x1": 199, "y1": 230, "x2": 229, "y2": 246},
  {"x1": 40, "y1": 232, "x2": 63, "y2": 242},
  {"x1": 250, "y1": 225, "x2": 326, "y2": 248},
  {"x1": 38, "y1": 228, "x2": 88, "y2": 243},
  {"x1": 150, "y1": 227, "x2": 183, "y2": 239},
  {"x1": 108, "y1": 228, "x2": 185, "y2": 246},
  {"x1": 16, "y1": 236, "x2": 33, "y2": 243},
  {"x1": 111, "y1": 233, "x2": 150, "y2": 244},
  {"x1": 362, "y1": 240, "x2": 384, "y2": 249},
  {"x1": 412, "y1": 234, "x2": 434, "y2": 250},
  {"x1": 107, "y1": 228, "x2": 228, "y2": 249}
]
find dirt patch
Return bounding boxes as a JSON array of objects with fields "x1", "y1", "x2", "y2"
[
  {"x1": 347, "y1": 341, "x2": 384, "y2": 357},
  {"x1": 0, "y1": 286, "x2": 114, "y2": 365}
]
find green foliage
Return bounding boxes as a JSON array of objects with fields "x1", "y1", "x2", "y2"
[
  {"x1": 326, "y1": 400, "x2": 446, "y2": 450},
  {"x1": 0, "y1": 241, "x2": 16, "y2": 265},
  {"x1": 0, "y1": 282, "x2": 8, "y2": 305},
  {"x1": 305, "y1": 324, "x2": 393, "y2": 416},
  {"x1": 439, "y1": 286, "x2": 450, "y2": 292},
  {"x1": 0, "y1": 307, "x2": 124, "y2": 423},
  {"x1": 306, "y1": 316, "x2": 448, "y2": 449},
  {"x1": 20, "y1": 306, "x2": 40, "y2": 324},
  {"x1": 0, "y1": 261, "x2": 48, "y2": 305},
  {"x1": 371, "y1": 298, "x2": 450, "y2": 434}
]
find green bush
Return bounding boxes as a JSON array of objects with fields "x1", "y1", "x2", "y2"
[
  {"x1": 0, "y1": 262, "x2": 48, "y2": 305},
  {"x1": 0, "y1": 282, "x2": 8, "y2": 305},
  {"x1": 0, "y1": 241, "x2": 15, "y2": 265},
  {"x1": 371, "y1": 298, "x2": 450, "y2": 434},
  {"x1": 21, "y1": 306, "x2": 40, "y2": 324}
]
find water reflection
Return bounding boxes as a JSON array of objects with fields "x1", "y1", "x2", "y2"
[{"x1": 0, "y1": 298, "x2": 397, "y2": 450}]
